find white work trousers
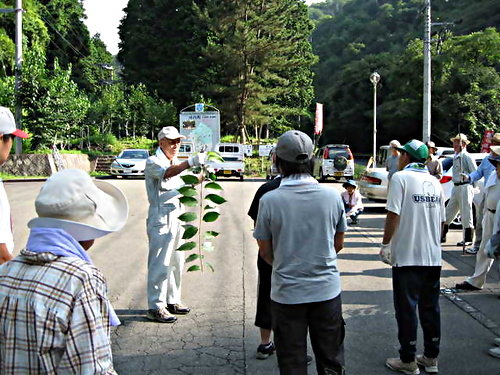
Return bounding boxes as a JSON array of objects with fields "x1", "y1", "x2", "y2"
[
  {"x1": 147, "y1": 207, "x2": 185, "y2": 310},
  {"x1": 466, "y1": 210, "x2": 495, "y2": 288},
  {"x1": 446, "y1": 185, "x2": 474, "y2": 229}
]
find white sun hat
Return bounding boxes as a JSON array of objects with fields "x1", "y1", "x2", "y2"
[{"x1": 28, "y1": 169, "x2": 129, "y2": 241}]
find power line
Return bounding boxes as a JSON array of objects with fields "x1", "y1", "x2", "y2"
[{"x1": 40, "y1": 15, "x2": 87, "y2": 59}]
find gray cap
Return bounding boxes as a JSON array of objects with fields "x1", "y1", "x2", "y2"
[{"x1": 275, "y1": 130, "x2": 313, "y2": 164}]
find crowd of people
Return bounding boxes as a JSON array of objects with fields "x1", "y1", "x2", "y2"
[{"x1": 0, "y1": 102, "x2": 498, "y2": 374}]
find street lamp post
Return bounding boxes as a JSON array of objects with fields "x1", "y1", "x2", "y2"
[
  {"x1": 370, "y1": 71, "x2": 380, "y2": 168},
  {"x1": 423, "y1": 0, "x2": 431, "y2": 142}
]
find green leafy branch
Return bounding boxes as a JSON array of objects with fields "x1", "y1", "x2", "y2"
[{"x1": 176, "y1": 151, "x2": 226, "y2": 272}]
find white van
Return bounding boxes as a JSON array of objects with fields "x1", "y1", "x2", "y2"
[{"x1": 210, "y1": 143, "x2": 245, "y2": 181}]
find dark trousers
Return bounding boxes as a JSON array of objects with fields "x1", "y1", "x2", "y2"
[
  {"x1": 272, "y1": 295, "x2": 345, "y2": 375},
  {"x1": 392, "y1": 266, "x2": 441, "y2": 363},
  {"x1": 255, "y1": 255, "x2": 272, "y2": 329},
  {"x1": 343, "y1": 203, "x2": 362, "y2": 220}
]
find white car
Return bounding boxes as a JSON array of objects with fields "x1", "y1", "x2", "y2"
[
  {"x1": 313, "y1": 144, "x2": 355, "y2": 182},
  {"x1": 209, "y1": 143, "x2": 245, "y2": 181},
  {"x1": 110, "y1": 149, "x2": 150, "y2": 178}
]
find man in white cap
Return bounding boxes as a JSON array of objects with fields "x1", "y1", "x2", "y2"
[
  {"x1": 380, "y1": 140, "x2": 445, "y2": 374},
  {"x1": 386, "y1": 140, "x2": 401, "y2": 181},
  {"x1": 441, "y1": 133, "x2": 476, "y2": 246},
  {"x1": 254, "y1": 130, "x2": 347, "y2": 375},
  {"x1": 0, "y1": 169, "x2": 128, "y2": 374},
  {"x1": 0, "y1": 106, "x2": 28, "y2": 265},
  {"x1": 145, "y1": 126, "x2": 205, "y2": 323}
]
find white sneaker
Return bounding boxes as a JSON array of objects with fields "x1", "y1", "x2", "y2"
[
  {"x1": 416, "y1": 355, "x2": 438, "y2": 373},
  {"x1": 488, "y1": 346, "x2": 500, "y2": 358},
  {"x1": 465, "y1": 246, "x2": 479, "y2": 255}
]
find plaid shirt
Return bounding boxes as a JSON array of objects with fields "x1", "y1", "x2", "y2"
[{"x1": 0, "y1": 250, "x2": 117, "y2": 374}]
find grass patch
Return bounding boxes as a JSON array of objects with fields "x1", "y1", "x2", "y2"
[{"x1": 0, "y1": 173, "x2": 47, "y2": 180}]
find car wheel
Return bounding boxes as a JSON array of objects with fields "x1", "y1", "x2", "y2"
[
  {"x1": 240, "y1": 174, "x2": 244, "y2": 181},
  {"x1": 319, "y1": 169, "x2": 326, "y2": 182},
  {"x1": 266, "y1": 174, "x2": 270, "y2": 180}
]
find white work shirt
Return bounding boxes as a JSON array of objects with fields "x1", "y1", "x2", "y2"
[
  {"x1": 386, "y1": 165, "x2": 445, "y2": 267},
  {"x1": 0, "y1": 180, "x2": 14, "y2": 253}
]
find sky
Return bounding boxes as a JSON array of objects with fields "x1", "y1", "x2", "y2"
[{"x1": 82, "y1": 0, "x2": 322, "y2": 56}]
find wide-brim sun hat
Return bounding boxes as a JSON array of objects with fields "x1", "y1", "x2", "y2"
[
  {"x1": 342, "y1": 180, "x2": 357, "y2": 189},
  {"x1": 489, "y1": 146, "x2": 500, "y2": 166},
  {"x1": 487, "y1": 133, "x2": 500, "y2": 145},
  {"x1": 450, "y1": 133, "x2": 470, "y2": 145},
  {"x1": 396, "y1": 139, "x2": 429, "y2": 162},
  {"x1": 28, "y1": 169, "x2": 129, "y2": 241}
]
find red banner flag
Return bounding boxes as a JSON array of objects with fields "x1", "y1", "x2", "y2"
[
  {"x1": 314, "y1": 103, "x2": 323, "y2": 135},
  {"x1": 481, "y1": 129, "x2": 494, "y2": 153}
]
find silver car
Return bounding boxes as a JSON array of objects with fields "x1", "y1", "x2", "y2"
[{"x1": 110, "y1": 149, "x2": 150, "y2": 178}]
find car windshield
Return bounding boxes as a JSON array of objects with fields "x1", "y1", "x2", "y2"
[
  {"x1": 180, "y1": 144, "x2": 192, "y2": 152},
  {"x1": 120, "y1": 150, "x2": 148, "y2": 159},
  {"x1": 326, "y1": 148, "x2": 349, "y2": 159}
]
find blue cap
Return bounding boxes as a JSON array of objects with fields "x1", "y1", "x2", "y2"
[{"x1": 342, "y1": 180, "x2": 357, "y2": 189}]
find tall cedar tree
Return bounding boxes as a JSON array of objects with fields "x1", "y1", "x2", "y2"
[
  {"x1": 118, "y1": 0, "x2": 210, "y2": 110},
  {"x1": 204, "y1": 0, "x2": 316, "y2": 141}
]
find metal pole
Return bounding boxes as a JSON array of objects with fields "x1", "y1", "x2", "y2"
[
  {"x1": 373, "y1": 84, "x2": 377, "y2": 168},
  {"x1": 423, "y1": 0, "x2": 431, "y2": 143},
  {"x1": 14, "y1": 0, "x2": 23, "y2": 155}
]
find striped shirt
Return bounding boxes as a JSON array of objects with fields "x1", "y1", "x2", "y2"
[{"x1": 0, "y1": 250, "x2": 117, "y2": 374}]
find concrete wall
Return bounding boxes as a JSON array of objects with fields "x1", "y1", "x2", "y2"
[{"x1": 1, "y1": 154, "x2": 93, "y2": 176}]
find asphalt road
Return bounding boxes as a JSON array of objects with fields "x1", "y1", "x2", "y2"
[{"x1": 5, "y1": 177, "x2": 500, "y2": 374}]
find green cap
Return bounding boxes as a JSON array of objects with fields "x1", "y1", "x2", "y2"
[{"x1": 396, "y1": 140, "x2": 428, "y2": 162}]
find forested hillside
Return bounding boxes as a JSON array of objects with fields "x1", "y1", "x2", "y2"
[
  {"x1": 0, "y1": 0, "x2": 176, "y2": 151},
  {"x1": 310, "y1": 0, "x2": 500, "y2": 152}
]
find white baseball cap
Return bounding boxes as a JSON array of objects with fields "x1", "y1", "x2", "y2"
[
  {"x1": 0, "y1": 106, "x2": 28, "y2": 138},
  {"x1": 157, "y1": 126, "x2": 186, "y2": 141}
]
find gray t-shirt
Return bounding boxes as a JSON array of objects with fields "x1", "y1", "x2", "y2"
[{"x1": 253, "y1": 182, "x2": 347, "y2": 304}]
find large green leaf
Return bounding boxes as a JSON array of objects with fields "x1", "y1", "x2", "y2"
[
  {"x1": 203, "y1": 211, "x2": 220, "y2": 222},
  {"x1": 187, "y1": 265, "x2": 201, "y2": 272},
  {"x1": 207, "y1": 151, "x2": 224, "y2": 163},
  {"x1": 182, "y1": 225, "x2": 198, "y2": 239},
  {"x1": 181, "y1": 175, "x2": 200, "y2": 185},
  {"x1": 204, "y1": 231, "x2": 219, "y2": 240},
  {"x1": 178, "y1": 212, "x2": 197, "y2": 222},
  {"x1": 180, "y1": 196, "x2": 198, "y2": 207},
  {"x1": 204, "y1": 262, "x2": 215, "y2": 272},
  {"x1": 178, "y1": 186, "x2": 198, "y2": 197},
  {"x1": 176, "y1": 241, "x2": 197, "y2": 251},
  {"x1": 209, "y1": 173, "x2": 217, "y2": 181},
  {"x1": 205, "y1": 182, "x2": 223, "y2": 191},
  {"x1": 186, "y1": 253, "x2": 203, "y2": 263},
  {"x1": 206, "y1": 194, "x2": 227, "y2": 205}
]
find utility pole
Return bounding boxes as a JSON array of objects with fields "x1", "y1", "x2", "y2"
[
  {"x1": 1, "y1": 0, "x2": 23, "y2": 154},
  {"x1": 423, "y1": 0, "x2": 431, "y2": 143}
]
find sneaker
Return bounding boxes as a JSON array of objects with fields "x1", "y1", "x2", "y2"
[
  {"x1": 465, "y1": 246, "x2": 479, "y2": 255},
  {"x1": 455, "y1": 281, "x2": 481, "y2": 291},
  {"x1": 416, "y1": 355, "x2": 438, "y2": 373},
  {"x1": 494, "y1": 338, "x2": 500, "y2": 347},
  {"x1": 488, "y1": 346, "x2": 500, "y2": 358},
  {"x1": 351, "y1": 218, "x2": 358, "y2": 225},
  {"x1": 386, "y1": 358, "x2": 420, "y2": 374},
  {"x1": 256, "y1": 342, "x2": 276, "y2": 359},
  {"x1": 146, "y1": 307, "x2": 177, "y2": 323},
  {"x1": 167, "y1": 303, "x2": 191, "y2": 315},
  {"x1": 456, "y1": 240, "x2": 473, "y2": 246}
]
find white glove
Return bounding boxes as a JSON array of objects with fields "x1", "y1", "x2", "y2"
[
  {"x1": 188, "y1": 152, "x2": 206, "y2": 167},
  {"x1": 379, "y1": 243, "x2": 392, "y2": 265},
  {"x1": 460, "y1": 173, "x2": 470, "y2": 183}
]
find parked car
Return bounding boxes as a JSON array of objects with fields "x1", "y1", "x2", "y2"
[
  {"x1": 313, "y1": 144, "x2": 355, "y2": 182},
  {"x1": 209, "y1": 143, "x2": 245, "y2": 181},
  {"x1": 266, "y1": 147, "x2": 279, "y2": 180},
  {"x1": 110, "y1": 149, "x2": 150, "y2": 178}
]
